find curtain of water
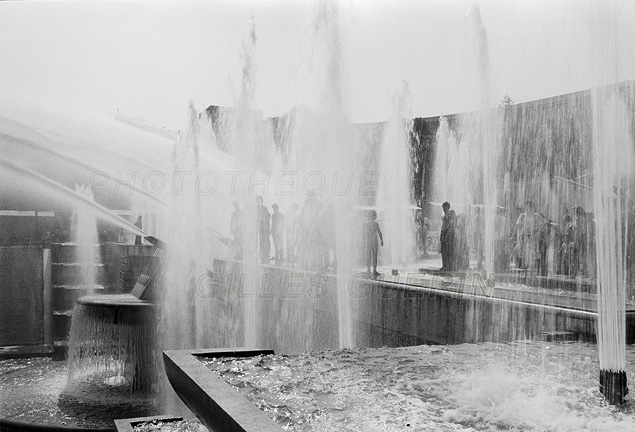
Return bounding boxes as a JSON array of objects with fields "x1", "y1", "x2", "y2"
[
  {"x1": 465, "y1": 5, "x2": 498, "y2": 275},
  {"x1": 592, "y1": 87, "x2": 630, "y2": 373},
  {"x1": 66, "y1": 304, "x2": 159, "y2": 394},
  {"x1": 161, "y1": 103, "x2": 204, "y2": 353},
  {"x1": 72, "y1": 184, "x2": 100, "y2": 292},
  {"x1": 432, "y1": 5, "x2": 498, "y2": 275},
  {"x1": 433, "y1": 116, "x2": 472, "y2": 209},
  {"x1": 230, "y1": 16, "x2": 262, "y2": 349},
  {"x1": 589, "y1": 1, "x2": 634, "y2": 384},
  {"x1": 295, "y1": 0, "x2": 356, "y2": 349},
  {"x1": 376, "y1": 82, "x2": 416, "y2": 268}
]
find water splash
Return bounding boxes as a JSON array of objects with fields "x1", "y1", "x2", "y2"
[
  {"x1": 202, "y1": 342, "x2": 635, "y2": 431},
  {"x1": 0, "y1": 158, "x2": 147, "y2": 238},
  {"x1": 591, "y1": 84, "x2": 631, "y2": 386},
  {"x1": 71, "y1": 184, "x2": 100, "y2": 293},
  {"x1": 432, "y1": 116, "x2": 472, "y2": 209},
  {"x1": 66, "y1": 302, "x2": 160, "y2": 394},
  {"x1": 161, "y1": 102, "x2": 205, "y2": 353},
  {"x1": 588, "y1": 1, "x2": 635, "y2": 401},
  {"x1": 376, "y1": 81, "x2": 416, "y2": 267},
  {"x1": 431, "y1": 4, "x2": 498, "y2": 274}
]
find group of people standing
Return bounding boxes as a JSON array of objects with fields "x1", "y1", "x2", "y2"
[
  {"x1": 513, "y1": 201, "x2": 597, "y2": 278},
  {"x1": 438, "y1": 201, "x2": 509, "y2": 272},
  {"x1": 227, "y1": 193, "x2": 607, "y2": 280},
  {"x1": 554, "y1": 205, "x2": 596, "y2": 278},
  {"x1": 437, "y1": 199, "x2": 598, "y2": 277},
  {"x1": 230, "y1": 196, "x2": 289, "y2": 265},
  {"x1": 229, "y1": 196, "x2": 337, "y2": 270}
]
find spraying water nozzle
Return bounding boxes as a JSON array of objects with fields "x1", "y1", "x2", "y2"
[{"x1": 599, "y1": 370, "x2": 628, "y2": 405}]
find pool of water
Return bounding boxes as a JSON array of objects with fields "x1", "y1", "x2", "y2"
[
  {"x1": 0, "y1": 357, "x2": 158, "y2": 429},
  {"x1": 203, "y1": 342, "x2": 635, "y2": 431}
]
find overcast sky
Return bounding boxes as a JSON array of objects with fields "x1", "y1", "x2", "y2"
[{"x1": 1, "y1": 0, "x2": 635, "y2": 131}]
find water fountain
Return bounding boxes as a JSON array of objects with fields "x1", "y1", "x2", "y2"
[
  {"x1": 376, "y1": 82, "x2": 417, "y2": 269},
  {"x1": 589, "y1": 2, "x2": 634, "y2": 404},
  {"x1": 71, "y1": 185, "x2": 101, "y2": 293},
  {"x1": 0, "y1": 96, "x2": 175, "y2": 429},
  {"x1": 160, "y1": 6, "x2": 635, "y2": 430},
  {"x1": 5, "y1": 1, "x2": 635, "y2": 431}
]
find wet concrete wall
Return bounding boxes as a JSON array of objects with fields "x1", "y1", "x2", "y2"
[
  {"x1": 198, "y1": 260, "x2": 340, "y2": 354},
  {"x1": 0, "y1": 246, "x2": 44, "y2": 346},
  {"x1": 205, "y1": 259, "x2": 605, "y2": 354}
]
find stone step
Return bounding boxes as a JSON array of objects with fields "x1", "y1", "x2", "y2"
[{"x1": 51, "y1": 262, "x2": 110, "y2": 286}]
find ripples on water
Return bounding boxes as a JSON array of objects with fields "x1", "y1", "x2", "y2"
[
  {"x1": 0, "y1": 358, "x2": 157, "y2": 428},
  {"x1": 0, "y1": 358, "x2": 73, "y2": 425},
  {"x1": 203, "y1": 342, "x2": 635, "y2": 431}
]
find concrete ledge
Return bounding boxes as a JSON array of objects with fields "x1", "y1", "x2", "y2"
[
  {"x1": 0, "y1": 344, "x2": 53, "y2": 360},
  {"x1": 163, "y1": 348, "x2": 281, "y2": 432}
]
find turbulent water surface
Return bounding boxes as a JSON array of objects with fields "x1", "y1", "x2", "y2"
[
  {"x1": 0, "y1": 357, "x2": 158, "y2": 428},
  {"x1": 204, "y1": 342, "x2": 635, "y2": 431}
]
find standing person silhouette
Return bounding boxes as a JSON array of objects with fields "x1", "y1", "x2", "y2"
[
  {"x1": 439, "y1": 202, "x2": 455, "y2": 270},
  {"x1": 134, "y1": 215, "x2": 143, "y2": 245},
  {"x1": 515, "y1": 200, "x2": 546, "y2": 272},
  {"x1": 364, "y1": 210, "x2": 384, "y2": 278}
]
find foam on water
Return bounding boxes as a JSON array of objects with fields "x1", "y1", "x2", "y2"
[
  {"x1": 204, "y1": 342, "x2": 635, "y2": 431},
  {"x1": 0, "y1": 357, "x2": 158, "y2": 428}
]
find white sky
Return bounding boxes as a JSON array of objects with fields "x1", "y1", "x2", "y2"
[{"x1": 1, "y1": 0, "x2": 635, "y2": 131}]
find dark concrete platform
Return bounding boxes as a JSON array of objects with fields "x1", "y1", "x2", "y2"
[{"x1": 0, "y1": 344, "x2": 53, "y2": 360}]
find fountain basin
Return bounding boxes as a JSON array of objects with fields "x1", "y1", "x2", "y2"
[
  {"x1": 0, "y1": 356, "x2": 158, "y2": 431},
  {"x1": 163, "y1": 349, "x2": 279, "y2": 432},
  {"x1": 164, "y1": 343, "x2": 635, "y2": 431},
  {"x1": 68, "y1": 294, "x2": 159, "y2": 389}
]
